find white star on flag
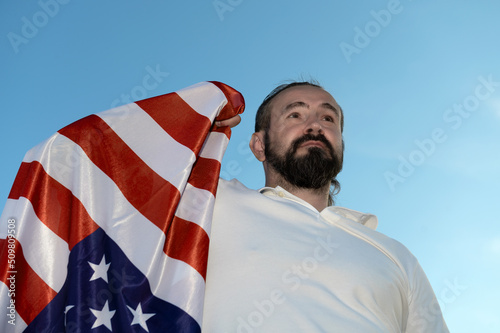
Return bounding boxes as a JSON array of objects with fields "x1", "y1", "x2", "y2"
[
  {"x1": 127, "y1": 303, "x2": 156, "y2": 332},
  {"x1": 88, "y1": 254, "x2": 110, "y2": 283},
  {"x1": 90, "y1": 300, "x2": 116, "y2": 330}
]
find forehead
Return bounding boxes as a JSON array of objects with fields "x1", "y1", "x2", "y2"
[{"x1": 269, "y1": 85, "x2": 340, "y2": 114}]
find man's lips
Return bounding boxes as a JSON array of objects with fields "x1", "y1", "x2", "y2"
[{"x1": 299, "y1": 140, "x2": 326, "y2": 148}]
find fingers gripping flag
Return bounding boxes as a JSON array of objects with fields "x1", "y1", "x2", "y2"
[{"x1": 0, "y1": 81, "x2": 245, "y2": 332}]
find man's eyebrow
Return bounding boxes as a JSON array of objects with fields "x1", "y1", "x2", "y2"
[
  {"x1": 282, "y1": 101, "x2": 340, "y2": 118},
  {"x1": 321, "y1": 103, "x2": 340, "y2": 118},
  {"x1": 283, "y1": 101, "x2": 308, "y2": 113}
]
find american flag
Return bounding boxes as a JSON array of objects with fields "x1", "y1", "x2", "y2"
[{"x1": 0, "y1": 81, "x2": 245, "y2": 332}]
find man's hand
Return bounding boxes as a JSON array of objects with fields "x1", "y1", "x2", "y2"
[{"x1": 215, "y1": 115, "x2": 241, "y2": 128}]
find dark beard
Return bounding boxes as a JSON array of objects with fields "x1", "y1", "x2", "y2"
[{"x1": 264, "y1": 132, "x2": 343, "y2": 190}]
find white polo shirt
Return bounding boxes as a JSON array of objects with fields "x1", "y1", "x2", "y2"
[{"x1": 202, "y1": 179, "x2": 448, "y2": 332}]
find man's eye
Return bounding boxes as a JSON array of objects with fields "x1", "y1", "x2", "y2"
[
  {"x1": 323, "y1": 115, "x2": 334, "y2": 122},
  {"x1": 288, "y1": 112, "x2": 300, "y2": 119}
]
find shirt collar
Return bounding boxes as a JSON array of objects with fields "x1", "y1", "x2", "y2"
[
  {"x1": 258, "y1": 185, "x2": 322, "y2": 213},
  {"x1": 258, "y1": 185, "x2": 378, "y2": 230}
]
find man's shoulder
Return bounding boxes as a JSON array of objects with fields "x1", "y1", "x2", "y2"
[
  {"x1": 329, "y1": 206, "x2": 378, "y2": 230},
  {"x1": 215, "y1": 178, "x2": 263, "y2": 204},
  {"x1": 217, "y1": 177, "x2": 254, "y2": 195},
  {"x1": 327, "y1": 205, "x2": 419, "y2": 272},
  {"x1": 217, "y1": 177, "x2": 247, "y2": 189}
]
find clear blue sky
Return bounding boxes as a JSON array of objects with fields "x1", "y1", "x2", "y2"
[{"x1": 2, "y1": 1, "x2": 499, "y2": 331}]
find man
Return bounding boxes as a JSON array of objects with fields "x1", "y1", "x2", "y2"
[{"x1": 202, "y1": 81, "x2": 449, "y2": 332}]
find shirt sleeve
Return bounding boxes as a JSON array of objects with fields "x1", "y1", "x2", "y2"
[{"x1": 405, "y1": 261, "x2": 449, "y2": 333}]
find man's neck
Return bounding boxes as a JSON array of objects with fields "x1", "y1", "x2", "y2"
[{"x1": 265, "y1": 173, "x2": 330, "y2": 212}]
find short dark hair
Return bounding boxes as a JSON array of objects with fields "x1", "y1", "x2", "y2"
[{"x1": 255, "y1": 81, "x2": 344, "y2": 133}]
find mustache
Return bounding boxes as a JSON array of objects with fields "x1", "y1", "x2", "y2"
[{"x1": 291, "y1": 133, "x2": 334, "y2": 154}]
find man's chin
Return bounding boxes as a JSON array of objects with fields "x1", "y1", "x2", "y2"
[{"x1": 295, "y1": 146, "x2": 330, "y2": 158}]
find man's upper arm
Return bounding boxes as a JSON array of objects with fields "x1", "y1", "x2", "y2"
[{"x1": 405, "y1": 262, "x2": 449, "y2": 333}]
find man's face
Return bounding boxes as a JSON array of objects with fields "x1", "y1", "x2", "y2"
[{"x1": 264, "y1": 85, "x2": 344, "y2": 189}]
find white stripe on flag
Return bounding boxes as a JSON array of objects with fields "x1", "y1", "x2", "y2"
[
  {"x1": 199, "y1": 131, "x2": 230, "y2": 161},
  {"x1": 146, "y1": 254, "x2": 205, "y2": 324},
  {"x1": 0, "y1": 282, "x2": 28, "y2": 332},
  {"x1": 2, "y1": 198, "x2": 69, "y2": 292},
  {"x1": 175, "y1": 183, "x2": 214, "y2": 233},
  {"x1": 176, "y1": 82, "x2": 227, "y2": 120}
]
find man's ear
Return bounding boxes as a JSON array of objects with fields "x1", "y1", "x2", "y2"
[{"x1": 249, "y1": 131, "x2": 266, "y2": 162}]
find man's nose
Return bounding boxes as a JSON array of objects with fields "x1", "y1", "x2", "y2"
[{"x1": 305, "y1": 116, "x2": 323, "y2": 134}]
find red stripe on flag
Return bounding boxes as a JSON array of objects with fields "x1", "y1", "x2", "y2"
[
  {"x1": 136, "y1": 94, "x2": 213, "y2": 154},
  {"x1": 210, "y1": 81, "x2": 245, "y2": 122},
  {"x1": 8, "y1": 161, "x2": 99, "y2": 250},
  {"x1": 164, "y1": 217, "x2": 210, "y2": 280},
  {"x1": 0, "y1": 238, "x2": 57, "y2": 325},
  {"x1": 58, "y1": 115, "x2": 181, "y2": 234},
  {"x1": 211, "y1": 125, "x2": 232, "y2": 137},
  {"x1": 188, "y1": 157, "x2": 221, "y2": 196}
]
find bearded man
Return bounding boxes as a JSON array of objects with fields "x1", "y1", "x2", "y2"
[{"x1": 202, "y1": 82, "x2": 448, "y2": 332}]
